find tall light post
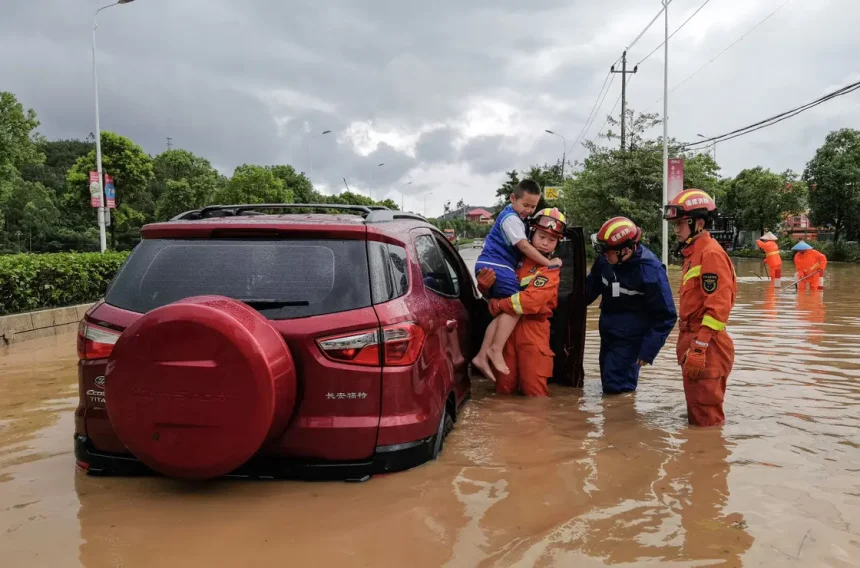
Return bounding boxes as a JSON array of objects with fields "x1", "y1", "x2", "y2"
[
  {"x1": 661, "y1": 0, "x2": 670, "y2": 266},
  {"x1": 309, "y1": 129, "x2": 331, "y2": 187},
  {"x1": 369, "y1": 162, "x2": 384, "y2": 200},
  {"x1": 424, "y1": 192, "x2": 433, "y2": 218},
  {"x1": 401, "y1": 181, "x2": 412, "y2": 211},
  {"x1": 545, "y1": 129, "x2": 567, "y2": 181},
  {"x1": 93, "y1": 0, "x2": 135, "y2": 254}
]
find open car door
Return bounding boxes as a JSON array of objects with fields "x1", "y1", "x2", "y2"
[{"x1": 467, "y1": 225, "x2": 588, "y2": 389}]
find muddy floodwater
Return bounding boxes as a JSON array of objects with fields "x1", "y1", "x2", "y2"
[{"x1": 1, "y1": 254, "x2": 859, "y2": 567}]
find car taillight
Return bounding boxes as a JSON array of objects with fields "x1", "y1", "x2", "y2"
[
  {"x1": 77, "y1": 321, "x2": 120, "y2": 360},
  {"x1": 317, "y1": 322, "x2": 425, "y2": 367}
]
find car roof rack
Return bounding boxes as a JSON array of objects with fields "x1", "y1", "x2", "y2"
[
  {"x1": 174, "y1": 203, "x2": 379, "y2": 220},
  {"x1": 170, "y1": 203, "x2": 430, "y2": 224},
  {"x1": 364, "y1": 210, "x2": 428, "y2": 224}
]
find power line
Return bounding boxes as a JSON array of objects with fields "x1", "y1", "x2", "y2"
[
  {"x1": 569, "y1": 71, "x2": 614, "y2": 154},
  {"x1": 682, "y1": 78, "x2": 860, "y2": 149},
  {"x1": 576, "y1": 74, "x2": 635, "y2": 159},
  {"x1": 627, "y1": 0, "x2": 674, "y2": 51},
  {"x1": 644, "y1": 0, "x2": 794, "y2": 111},
  {"x1": 573, "y1": 74, "x2": 618, "y2": 158},
  {"x1": 636, "y1": 0, "x2": 714, "y2": 67}
]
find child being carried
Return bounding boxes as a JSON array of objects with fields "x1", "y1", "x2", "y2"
[{"x1": 472, "y1": 179, "x2": 562, "y2": 381}]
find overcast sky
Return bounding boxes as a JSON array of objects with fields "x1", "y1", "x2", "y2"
[{"x1": 3, "y1": 0, "x2": 857, "y2": 217}]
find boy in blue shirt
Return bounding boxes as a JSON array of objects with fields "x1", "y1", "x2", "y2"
[{"x1": 472, "y1": 179, "x2": 562, "y2": 381}]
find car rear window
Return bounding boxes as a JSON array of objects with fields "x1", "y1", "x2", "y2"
[{"x1": 105, "y1": 238, "x2": 371, "y2": 319}]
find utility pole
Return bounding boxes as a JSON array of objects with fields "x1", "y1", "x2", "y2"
[
  {"x1": 166, "y1": 137, "x2": 173, "y2": 150},
  {"x1": 610, "y1": 51, "x2": 638, "y2": 150},
  {"x1": 661, "y1": 0, "x2": 670, "y2": 267}
]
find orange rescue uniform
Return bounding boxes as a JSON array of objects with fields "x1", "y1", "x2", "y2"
[
  {"x1": 488, "y1": 258, "x2": 560, "y2": 397},
  {"x1": 793, "y1": 249, "x2": 827, "y2": 290},
  {"x1": 677, "y1": 232, "x2": 738, "y2": 427},
  {"x1": 755, "y1": 239, "x2": 782, "y2": 282}
]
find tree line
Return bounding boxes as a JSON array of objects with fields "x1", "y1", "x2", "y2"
[
  {"x1": 494, "y1": 110, "x2": 860, "y2": 250},
  {"x1": 0, "y1": 91, "x2": 397, "y2": 253}
]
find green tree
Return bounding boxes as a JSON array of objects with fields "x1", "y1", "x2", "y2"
[
  {"x1": 559, "y1": 110, "x2": 719, "y2": 250},
  {"x1": 63, "y1": 131, "x2": 155, "y2": 237},
  {"x1": 268, "y1": 165, "x2": 315, "y2": 203},
  {"x1": 150, "y1": 149, "x2": 220, "y2": 220},
  {"x1": 722, "y1": 167, "x2": 807, "y2": 234},
  {"x1": 20, "y1": 139, "x2": 92, "y2": 199},
  {"x1": 0, "y1": 91, "x2": 44, "y2": 180},
  {"x1": 803, "y1": 128, "x2": 860, "y2": 242},
  {"x1": 0, "y1": 179, "x2": 60, "y2": 252},
  {"x1": 212, "y1": 164, "x2": 293, "y2": 205}
]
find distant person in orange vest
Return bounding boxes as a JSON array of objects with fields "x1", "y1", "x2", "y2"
[
  {"x1": 791, "y1": 241, "x2": 827, "y2": 290},
  {"x1": 755, "y1": 231, "x2": 782, "y2": 285},
  {"x1": 663, "y1": 189, "x2": 738, "y2": 427}
]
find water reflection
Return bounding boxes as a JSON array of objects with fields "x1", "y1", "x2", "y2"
[{"x1": 0, "y1": 255, "x2": 858, "y2": 567}]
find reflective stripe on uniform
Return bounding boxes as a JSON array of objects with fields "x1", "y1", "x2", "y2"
[
  {"x1": 683, "y1": 265, "x2": 702, "y2": 284},
  {"x1": 766, "y1": 251, "x2": 780, "y2": 256},
  {"x1": 702, "y1": 314, "x2": 726, "y2": 331},
  {"x1": 511, "y1": 293, "x2": 524, "y2": 315},
  {"x1": 520, "y1": 275, "x2": 536, "y2": 287}
]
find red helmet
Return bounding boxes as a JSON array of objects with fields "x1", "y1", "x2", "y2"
[
  {"x1": 663, "y1": 189, "x2": 717, "y2": 221},
  {"x1": 530, "y1": 207, "x2": 567, "y2": 239},
  {"x1": 594, "y1": 216, "x2": 641, "y2": 252}
]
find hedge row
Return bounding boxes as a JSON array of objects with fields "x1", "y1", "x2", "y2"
[{"x1": 0, "y1": 252, "x2": 130, "y2": 316}]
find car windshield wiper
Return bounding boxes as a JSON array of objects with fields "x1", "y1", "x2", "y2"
[{"x1": 239, "y1": 298, "x2": 310, "y2": 308}]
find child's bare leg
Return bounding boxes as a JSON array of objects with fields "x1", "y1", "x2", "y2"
[
  {"x1": 487, "y1": 313, "x2": 519, "y2": 375},
  {"x1": 471, "y1": 318, "x2": 498, "y2": 381}
]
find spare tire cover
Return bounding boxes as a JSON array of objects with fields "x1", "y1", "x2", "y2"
[{"x1": 105, "y1": 295, "x2": 296, "y2": 480}]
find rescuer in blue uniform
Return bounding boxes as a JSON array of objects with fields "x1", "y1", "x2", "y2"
[{"x1": 586, "y1": 217, "x2": 677, "y2": 395}]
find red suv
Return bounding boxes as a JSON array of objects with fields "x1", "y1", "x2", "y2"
[{"x1": 74, "y1": 203, "x2": 587, "y2": 481}]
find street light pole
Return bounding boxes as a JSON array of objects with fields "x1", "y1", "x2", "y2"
[
  {"x1": 310, "y1": 129, "x2": 331, "y2": 187},
  {"x1": 697, "y1": 133, "x2": 717, "y2": 162},
  {"x1": 545, "y1": 130, "x2": 567, "y2": 181},
  {"x1": 661, "y1": 0, "x2": 670, "y2": 267},
  {"x1": 93, "y1": 0, "x2": 135, "y2": 254},
  {"x1": 369, "y1": 162, "x2": 383, "y2": 200}
]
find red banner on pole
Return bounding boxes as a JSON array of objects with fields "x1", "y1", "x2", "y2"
[
  {"x1": 668, "y1": 158, "x2": 684, "y2": 202},
  {"x1": 89, "y1": 171, "x2": 102, "y2": 208}
]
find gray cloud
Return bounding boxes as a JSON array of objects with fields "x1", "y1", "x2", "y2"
[{"x1": 2, "y1": 0, "x2": 858, "y2": 216}]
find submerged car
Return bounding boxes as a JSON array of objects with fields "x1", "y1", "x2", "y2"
[{"x1": 74, "y1": 203, "x2": 587, "y2": 481}]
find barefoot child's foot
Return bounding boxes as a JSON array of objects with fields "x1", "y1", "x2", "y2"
[
  {"x1": 487, "y1": 348, "x2": 510, "y2": 376},
  {"x1": 471, "y1": 354, "x2": 496, "y2": 382}
]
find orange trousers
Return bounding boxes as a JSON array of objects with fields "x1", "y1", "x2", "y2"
[
  {"x1": 496, "y1": 322, "x2": 552, "y2": 397},
  {"x1": 797, "y1": 271, "x2": 821, "y2": 290},
  {"x1": 765, "y1": 262, "x2": 782, "y2": 282},
  {"x1": 677, "y1": 330, "x2": 735, "y2": 427}
]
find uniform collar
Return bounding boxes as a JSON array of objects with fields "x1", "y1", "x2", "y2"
[{"x1": 682, "y1": 231, "x2": 711, "y2": 258}]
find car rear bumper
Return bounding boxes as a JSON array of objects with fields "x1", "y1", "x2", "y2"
[{"x1": 74, "y1": 434, "x2": 435, "y2": 482}]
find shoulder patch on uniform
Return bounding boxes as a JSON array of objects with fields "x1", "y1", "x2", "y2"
[
  {"x1": 533, "y1": 275, "x2": 549, "y2": 288},
  {"x1": 702, "y1": 273, "x2": 718, "y2": 294}
]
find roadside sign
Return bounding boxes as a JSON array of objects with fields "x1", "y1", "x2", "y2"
[
  {"x1": 89, "y1": 171, "x2": 102, "y2": 208},
  {"x1": 545, "y1": 186, "x2": 562, "y2": 200},
  {"x1": 104, "y1": 174, "x2": 116, "y2": 208},
  {"x1": 668, "y1": 158, "x2": 684, "y2": 202}
]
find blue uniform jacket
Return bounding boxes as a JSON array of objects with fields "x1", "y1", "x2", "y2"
[
  {"x1": 476, "y1": 204, "x2": 524, "y2": 273},
  {"x1": 585, "y1": 245, "x2": 677, "y2": 364}
]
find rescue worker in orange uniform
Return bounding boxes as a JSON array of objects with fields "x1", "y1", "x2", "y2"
[
  {"x1": 791, "y1": 240, "x2": 827, "y2": 290},
  {"x1": 755, "y1": 231, "x2": 782, "y2": 285},
  {"x1": 475, "y1": 208, "x2": 566, "y2": 396},
  {"x1": 663, "y1": 189, "x2": 737, "y2": 427}
]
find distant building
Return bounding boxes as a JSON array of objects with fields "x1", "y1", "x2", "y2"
[
  {"x1": 783, "y1": 212, "x2": 831, "y2": 241},
  {"x1": 437, "y1": 205, "x2": 499, "y2": 222}
]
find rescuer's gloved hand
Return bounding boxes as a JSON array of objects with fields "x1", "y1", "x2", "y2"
[
  {"x1": 476, "y1": 268, "x2": 496, "y2": 296},
  {"x1": 684, "y1": 340, "x2": 708, "y2": 379}
]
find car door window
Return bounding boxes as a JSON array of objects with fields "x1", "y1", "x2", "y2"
[
  {"x1": 434, "y1": 236, "x2": 464, "y2": 298},
  {"x1": 415, "y1": 235, "x2": 456, "y2": 297}
]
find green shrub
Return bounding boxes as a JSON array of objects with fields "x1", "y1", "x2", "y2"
[{"x1": 0, "y1": 252, "x2": 130, "y2": 315}]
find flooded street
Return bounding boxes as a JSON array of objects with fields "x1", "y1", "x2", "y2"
[{"x1": 1, "y1": 254, "x2": 859, "y2": 567}]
